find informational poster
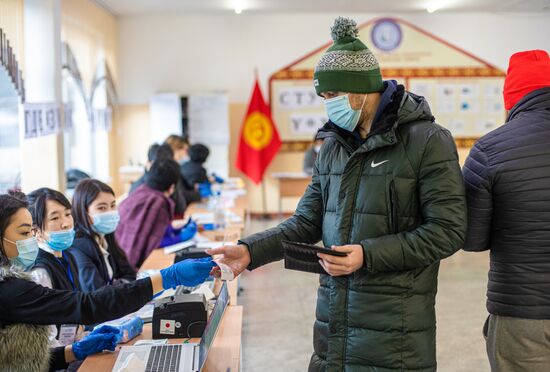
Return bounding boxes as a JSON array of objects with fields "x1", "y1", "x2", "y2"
[
  {"x1": 149, "y1": 93, "x2": 183, "y2": 144},
  {"x1": 272, "y1": 79, "x2": 325, "y2": 140},
  {"x1": 188, "y1": 93, "x2": 230, "y2": 145},
  {"x1": 409, "y1": 78, "x2": 505, "y2": 136},
  {"x1": 23, "y1": 102, "x2": 62, "y2": 139},
  {"x1": 270, "y1": 17, "x2": 505, "y2": 144},
  {"x1": 188, "y1": 93, "x2": 230, "y2": 177}
]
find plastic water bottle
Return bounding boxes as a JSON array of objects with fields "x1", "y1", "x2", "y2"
[{"x1": 213, "y1": 191, "x2": 226, "y2": 230}]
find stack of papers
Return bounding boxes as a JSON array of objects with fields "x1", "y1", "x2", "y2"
[{"x1": 163, "y1": 233, "x2": 236, "y2": 255}]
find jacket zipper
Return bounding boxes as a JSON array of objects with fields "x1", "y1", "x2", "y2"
[
  {"x1": 341, "y1": 156, "x2": 365, "y2": 370},
  {"x1": 389, "y1": 179, "x2": 398, "y2": 234}
]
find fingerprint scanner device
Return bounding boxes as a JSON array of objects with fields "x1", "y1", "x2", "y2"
[
  {"x1": 152, "y1": 293, "x2": 207, "y2": 339},
  {"x1": 112, "y1": 282, "x2": 230, "y2": 372},
  {"x1": 174, "y1": 246, "x2": 210, "y2": 262}
]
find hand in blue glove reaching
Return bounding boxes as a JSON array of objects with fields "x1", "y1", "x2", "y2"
[
  {"x1": 198, "y1": 182, "x2": 212, "y2": 198},
  {"x1": 212, "y1": 173, "x2": 225, "y2": 184},
  {"x1": 72, "y1": 325, "x2": 121, "y2": 360},
  {"x1": 160, "y1": 257, "x2": 215, "y2": 289},
  {"x1": 179, "y1": 218, "x2": 197, "y2": 242}
]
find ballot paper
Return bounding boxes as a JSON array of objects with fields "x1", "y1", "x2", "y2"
[
  {"x1": 191, "y1": 212, "x2": 243, "y2": 225},
  {"x1": 214, "y1": 260, "x2": 235, "y2": 281},
  {"x1": 114, "y1": 352, "x2": 146, "y2": 372},
  {"x1": 191, "y1": 212, "x2": 215, "y2": 224},
  {"x1": 192, "y1": 282, "x2": 216, "y2": 300},
  {"x1": 163, "y1": 239, "x2": 237, "y2": 255}
]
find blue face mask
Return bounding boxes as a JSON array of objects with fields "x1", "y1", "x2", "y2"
[
  {"x1": 91, "y1": 211, "x2": 120, "y2": 235},
  {"x1": 46, "y1": 229, "x2": 75, "y2": 251},
  {"x1": 323, "y1": 94, "x2": 366, "y2": 132},
  {"x1": 4, "y1": 236, "x2": 39, "y2": 270}
]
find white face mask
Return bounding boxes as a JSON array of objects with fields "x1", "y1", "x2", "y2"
[
  {"x1": 314, "y1": 145, "x2": 322, "y2": 153},
  {"x1": 3, "y1": 236, "x2": 39, "y2": 269}
]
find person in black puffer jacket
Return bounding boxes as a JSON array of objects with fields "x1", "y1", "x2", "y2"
[
  {"x1": 209, "y1": 17, "x2": 466, "y2": 371},
  {"x1": 463, "y1": 50, "x2": 550, "y2": 372}
]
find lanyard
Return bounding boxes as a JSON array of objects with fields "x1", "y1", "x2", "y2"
[{"x1": 57, "y1": 255, "x2": 76, "y2": 291}]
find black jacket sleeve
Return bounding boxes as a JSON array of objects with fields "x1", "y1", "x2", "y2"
[
  {"x1": 49, "y1": 347, "x2": 67, "y2": 371},
  {"x1": 0, "y1": 277, "x2": 152, "y2": 327},
  {"x1": 240, "y1": 161, "x2": 324, "y2": 269},
  {"x1": 462, "y1": 142, "x2": 493, "y2": 251}
]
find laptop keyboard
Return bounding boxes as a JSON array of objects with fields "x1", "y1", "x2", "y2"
[{"x1": 146, "y1": 344, "x2": 182, "y2": 372}]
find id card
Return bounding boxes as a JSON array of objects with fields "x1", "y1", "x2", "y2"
[{"x1": 58, "y1": 324, "x2": 78, "y2": 346}]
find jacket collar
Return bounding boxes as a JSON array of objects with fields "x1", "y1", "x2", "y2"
[{"x1": 507, "y1": 86, "x2": 550, "y2": 122}]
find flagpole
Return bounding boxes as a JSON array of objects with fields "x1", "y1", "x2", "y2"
[
  {"x1": 256, "y1": 66, "x2": 270, "y2": 220},
  {"x1": 260, "y1": 179, "x2": 270, "y2": 220}
]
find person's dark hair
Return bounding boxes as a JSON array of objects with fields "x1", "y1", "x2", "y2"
[
  {"x1": 72, "y1": 179, "x2": 115, "y2": 240},
  {"x1": 71, "y1": 179, "x2": 129, "y2": 263},
  {"x1": 26, "y1": 188, "x2": 71, "y2": 231},
  {"x1": 0, "y1": 192, "x2": 28, "y2": 265},
  {"x1": 145, "y1": 158, "x2": 180, "y2": 192},
  {"x1": 188, "y1": 144, "x2": 210, "y2": 163},
  {"x1": 148, "y1": 143, "x2": 174, "y2": 163}
]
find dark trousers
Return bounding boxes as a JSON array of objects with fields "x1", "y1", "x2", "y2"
[{"x1": 484, "y1": 314, "x2": 550, "y2": 372}]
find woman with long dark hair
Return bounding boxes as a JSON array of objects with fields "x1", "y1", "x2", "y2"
[
  {"x1": 69, "y1": 179, "x2": 136, "y2": 292},
  {"x1": 26, "y1": 188, "x2": 83, "y2": 349},
  {"x1": 0, "y1": 192, "x2": 215, "y2": 371}
]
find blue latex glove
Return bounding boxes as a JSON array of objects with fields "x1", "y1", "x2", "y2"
[
  {"x1": 212, "y1": 173, "x2": 225, "y2": 184},
  {"x1": 179, "y1": 219, "x2": 197, "y2": 242},
  {"x1": 72, "y1": 327, "x2": 121, "y2": 360},
  {"x1": 160, "y1": 257, "x2": 216, "y2": 289},
  {"x1": 198, "y1": 182, "x2": 212, "y2": 198},
  {"x1": 90, "y1": 325, "x2": 120, "y2": 337}
]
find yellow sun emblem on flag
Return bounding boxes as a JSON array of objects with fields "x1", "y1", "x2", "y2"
[{"x1": 243, "y1": 111, "x2": 273, "y2": 150}]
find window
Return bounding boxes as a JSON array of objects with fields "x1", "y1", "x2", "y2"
[{"x1": 0, "y1": 69, "x2": 22, "y2": 193}]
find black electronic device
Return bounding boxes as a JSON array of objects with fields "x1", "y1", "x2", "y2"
[
  {"x1": 152, "y1": 293, "x2": 207, "y2": 339},
  {"x1": 174, "y1": 246, "x2": 210, "y2": 263},
  {"x1": 282, "y1": 240, "x2": 348, "y2": 275}
]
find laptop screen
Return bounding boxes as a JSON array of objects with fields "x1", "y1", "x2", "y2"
[{"x1": 198, "y1": 282, "x2": 229, "y2": 369}]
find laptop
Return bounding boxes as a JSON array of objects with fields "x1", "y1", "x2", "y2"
[{"x1": 112, "y1": 282, "x2": 230, "y2": 372}]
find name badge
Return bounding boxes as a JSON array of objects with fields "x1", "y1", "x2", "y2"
[{"x1": 58, "y1": 324, "x2": 78, "y2": 346}]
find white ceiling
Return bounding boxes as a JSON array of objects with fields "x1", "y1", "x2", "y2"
[{"x1": 96, "y1": 0, "x2": 550, "y2": 16}]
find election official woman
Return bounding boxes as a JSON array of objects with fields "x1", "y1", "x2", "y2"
[{"x1": 0, "y1": 191, "x2": 215, "y2": 372}]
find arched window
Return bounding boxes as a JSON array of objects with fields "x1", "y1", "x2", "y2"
[
  {"x1": 89, "y1": 61, "x2": 116, "y2": 182},
  {"x1": 61, "y1": 43, "x2": 117, "y2": 186},
  {"x1": 62, "y1": 67, "x2": 93, "y2": 176},
  {"x1": 0, "y1": 30, "x2": 24, "y2": 193}
]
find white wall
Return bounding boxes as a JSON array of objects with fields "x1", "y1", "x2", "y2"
[{"x1": 118, "y1": 12, "x2": 550, "y2": 104}]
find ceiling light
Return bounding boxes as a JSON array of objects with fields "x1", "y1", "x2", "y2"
[
  {"x1": 233, "y1": 0, "x2": 244, "y2": 14},
  {"x1": 426, "y1": 0, "x2": 454, "y2": 13},
  {"x1": 426, "y1": 3, "x2": 441, "y2": 13}
]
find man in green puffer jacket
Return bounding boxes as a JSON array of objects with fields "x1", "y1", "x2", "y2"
[{"x1": 208, "y1": 17, "x2": 466, "y2": 371}]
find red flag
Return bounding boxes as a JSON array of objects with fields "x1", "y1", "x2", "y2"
[{"x1": 235, "y1": 79, "x2": 281, "y2": 184}]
